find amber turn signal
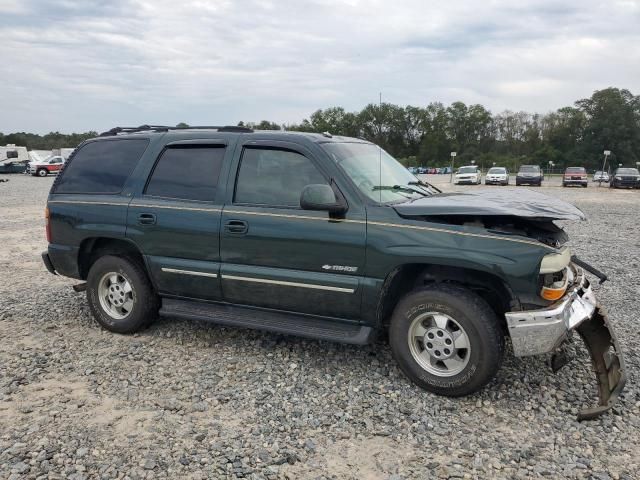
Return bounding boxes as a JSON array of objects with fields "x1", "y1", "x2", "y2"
[{"x1": 540, "y1": 285, "x2": 567, "y2": 301}]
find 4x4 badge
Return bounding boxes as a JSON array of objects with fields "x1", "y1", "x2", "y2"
[{"x1": 322, "y1": 264, "x2": 358, "y2": 272}]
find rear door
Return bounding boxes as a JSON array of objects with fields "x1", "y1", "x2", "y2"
[
  {"x1": 126, "y1": 140, "x2": 231, "y2": 300},
  {"x1": 220, "y1": 139, "x2": 366, "y2": 319}
]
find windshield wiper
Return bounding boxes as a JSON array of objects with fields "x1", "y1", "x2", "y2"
[
  {"x1": 373, "y1": 185, "x2": 429, "y2": 197},
  {"x1": 408, "y1": 180, "x2": 441, "y2": 194}
]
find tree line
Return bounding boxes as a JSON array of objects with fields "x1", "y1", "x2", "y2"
[{"x1": 2, "y1": 87, "x2": 639, "y2": 172}]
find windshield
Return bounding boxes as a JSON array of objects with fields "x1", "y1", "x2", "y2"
[
  {"x1": 322, "y1": 142, "x2": 431, "y2": 203},
  {"x1": 566, "y1": 167, "x2": 585, "y2": 173},
  {"x1": 519, "y1": 165, "x2": 539, "y2": 173},
  {"x1": 488, "y1": 167, "x2": 505, "y2": 174},
  {"x1": 457, "y1": 166, "x2": 478, "y2": 174},
  {"x1": 617, "y1": 168, "x2": 639, "y2": 175}
]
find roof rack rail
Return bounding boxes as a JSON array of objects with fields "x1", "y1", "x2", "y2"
[{"x1": 99, "y1": 125, "x2": 254, "y2": 136}]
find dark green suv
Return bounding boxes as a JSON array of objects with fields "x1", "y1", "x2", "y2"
[{"x1": 42, "y1": 126, "x2": 625, "y2": 419}]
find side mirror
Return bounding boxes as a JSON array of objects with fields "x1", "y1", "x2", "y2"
[{"x1": 300, "y1": 183, "x2": 347, "y2": 215}]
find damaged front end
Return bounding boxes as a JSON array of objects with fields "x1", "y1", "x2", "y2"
[
  {"x1": 506, "y1": 264, "x2": 626, "y2": 420},
  {"x1": 392, "y1": 189, "x2": 625, "y2": 418}
]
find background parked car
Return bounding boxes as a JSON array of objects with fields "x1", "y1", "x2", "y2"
[
  {"x1": 593, "y1": 171, "x2": 610, "y2": 182},
  {"x1": 610, "y1": 167, "x2": 640, "y2": 189},
  {"x1": 454, "y1": 165, "x2": 481, "y2": 185},
  {"x1": 29, "y1": 156, "x2": 65, "y2": 177},
  {"x1": 516, "y1": 165, "x2": 543, "y2": 186},
  {"x1": 485, "y1": 167, "x2": 509, "y2": 185},
  {"x1": 563, "y1": 167, "x2": 588, "y2": 187}
]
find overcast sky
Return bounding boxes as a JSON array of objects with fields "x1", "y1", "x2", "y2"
[{"x1": 1, "y1": 0, "x2": 639, "y2": 134}]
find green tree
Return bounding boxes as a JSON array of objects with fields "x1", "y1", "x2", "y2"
[{"x1": 575, "y1": 87, "x2": 640, "y2": 168}]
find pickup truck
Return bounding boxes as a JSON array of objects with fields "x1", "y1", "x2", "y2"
[
  {"x1": 29, "y1": 155, "x2": 66, "y2": 177},
  {"x1": 42, "y1": 125, "x2": 625, "y2": 419}
]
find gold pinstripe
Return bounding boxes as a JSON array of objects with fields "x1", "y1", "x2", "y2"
[
  {"x1": 366, "y1": 220, "x2": 555, "y2": 249},
  {"x1": 226, "y1": 209, "x2": 555, "y2": 250},
  {"x1": 48, "y1": 200, "x2": 127, "y2": 207},
  {"x1": 48, "y1": 200, "x2": 221, "y2": 213},
  {"x1": 129, "y1": 203, "x2": 222, "y2": 213},
  {"x1": 48, "y1": 202, "x2": 555, "y2": 250},
  {"x1": 225, "y1": 208, "x2": 356, "y2": 223}
]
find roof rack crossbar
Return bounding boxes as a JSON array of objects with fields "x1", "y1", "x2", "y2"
[{"x1": 99, "y1": 125, "x2": 254, "y2": 136}]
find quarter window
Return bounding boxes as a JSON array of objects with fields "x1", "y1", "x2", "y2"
[
  {"x1": 54, "y1": 139, "x2": 148, "y2": 194},
  {"x1": 234, "y1": 148, "x2": 327, "y2": 207},
  {"x1": 145, "y1": 146, "x2": 225, "y2": 202}
]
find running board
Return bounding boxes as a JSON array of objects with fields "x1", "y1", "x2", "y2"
[{"x1": 160, "y1": 299, "x2": 375, "y2": 345}]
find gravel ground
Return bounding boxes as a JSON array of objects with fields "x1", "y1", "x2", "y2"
[{"x1": 0, "y1": 173, "x2": 638, "y2": 480}]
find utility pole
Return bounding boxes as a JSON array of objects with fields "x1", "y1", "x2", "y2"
[
  {"x1": 450, "y1": 152, "x2": 457, "y2": 183},
  {"x1": 599, "y1": 150, "x2": 610, "y2": 187}
]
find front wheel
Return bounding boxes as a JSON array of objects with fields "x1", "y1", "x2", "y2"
[
  {"x1": 37, "y1": 168, "x2": 48, "y2": 177},
  {"x1": 389, "y1": 285, "x2": 504, "y2": 396},
  {"x1": 86, "y1": 255, "x2": 159, "y2": 333}
]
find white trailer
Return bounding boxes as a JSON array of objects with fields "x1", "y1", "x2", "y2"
[{"x1": 0, "y1": 144, "x2": 30, "y2": 173}]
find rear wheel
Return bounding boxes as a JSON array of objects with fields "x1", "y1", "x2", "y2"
[
  {"x1": 86, "y1": 255, "x2": 159, "y2": 333},
  {"x1": 389, "y1": 285, "x2": 504, "y2": 396}
]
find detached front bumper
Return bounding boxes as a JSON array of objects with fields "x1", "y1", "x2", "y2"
[
  {"x1": 506, "y1": 268, "x2": 597, "y2": 356},
  {"x1": 505, "y1": 267, "x2": 626, "y2": 419}
]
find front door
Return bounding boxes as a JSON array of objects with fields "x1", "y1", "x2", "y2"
[
  {"x1": 220, "y1": 141, "x2": 366, "y2": 319},
  {"x1": 127, "y1": 142, "x2": 229, "y2": 300}
]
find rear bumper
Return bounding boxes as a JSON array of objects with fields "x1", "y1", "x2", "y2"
[
  {"x1": 563, "y1": 179, "x2": 587, "y2": 185},
  {"x1": 43, "y1": 244, "x2": 81, "y2": 278},
  {"x1": 42, "y1": 251, "x2": 57, "y2": 275},
  {"x1": 505, "y1": 267, "x2": 626, "y2": 419}
]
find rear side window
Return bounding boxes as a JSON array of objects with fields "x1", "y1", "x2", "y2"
[
  {"x1": 54, "y1": 139, "x2": 148, "y2": 194},
  {"x1": 145, "y1": 146, "x2": 225, "y2": 202},
  {"x1": 234, "y1": 148, "x2": 327, "y2": 207}
]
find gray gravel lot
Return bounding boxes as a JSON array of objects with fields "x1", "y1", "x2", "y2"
[{"x1": 1, "y1": 173, "x2": 638, "y2": 480}]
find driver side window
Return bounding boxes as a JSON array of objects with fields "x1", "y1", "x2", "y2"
[{"x1": 234, "y1": 147, "x2": 328, "y2": 208}]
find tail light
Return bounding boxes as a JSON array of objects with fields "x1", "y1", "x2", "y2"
[{"x1": 45, "y1": 207, "x2": 51, "y2": 242}]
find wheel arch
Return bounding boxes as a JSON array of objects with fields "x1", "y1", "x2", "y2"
[
  {"x1": 376, "y1": 263, "x2": 519, "y2": 331},
  {"x1": 78, "y1": 236, "x2": 147, "y2": 281}
]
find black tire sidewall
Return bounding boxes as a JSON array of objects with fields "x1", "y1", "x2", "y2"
[
  {"x1": 389, "y1": 286, "x2": 504, "y2": 397},
  {"x1": 87, "y1": 255, "x2": 156, "y2": 334}
]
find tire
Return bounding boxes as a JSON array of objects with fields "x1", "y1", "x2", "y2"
[
  {"x1": 37, "y1": 168, "x2": 48, "y2": 177},
  {"x1": 389, "y1": 284, "x2": 504, "y2": 397},
  {"x1": 86, "y1": 255, "x2": 159, "y2": 334}
]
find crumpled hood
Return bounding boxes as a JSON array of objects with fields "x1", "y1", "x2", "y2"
[{"x1": 393, "y1": 189, "x2": 586, "y2": 221}]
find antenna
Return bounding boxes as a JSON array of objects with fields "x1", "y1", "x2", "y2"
[{"x1": 379, "y1": 92, "x2": 382, "y2": 203}]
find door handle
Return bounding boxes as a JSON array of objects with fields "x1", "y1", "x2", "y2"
[
  {"x1": 138, "y1": 213, "x2": 156, "y2": 225},
  {"x1": 224, "y1": 220, "x2": 248, "y2": 234}
]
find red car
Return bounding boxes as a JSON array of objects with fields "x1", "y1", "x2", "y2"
[
  {"x1": 562, "y1": 167, "x2": 588, "y2": 187},
  {"x1": 29, "y1": 156, "x2": 65, "y2": 177}
]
